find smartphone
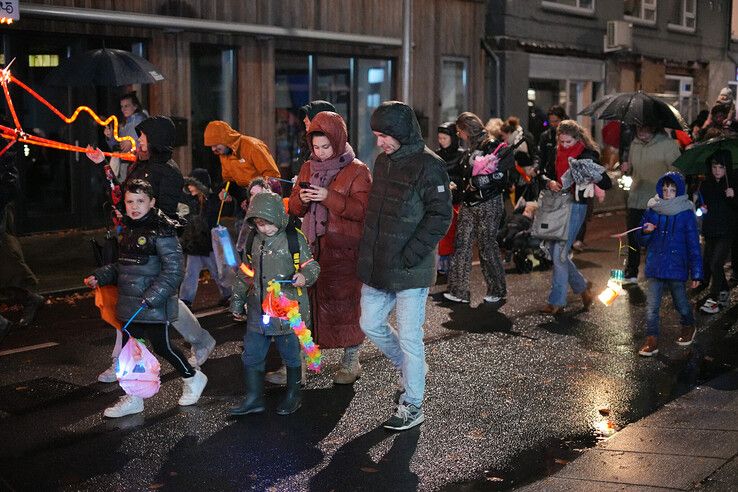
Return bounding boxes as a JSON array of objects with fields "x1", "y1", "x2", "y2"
[{"x1": 299, "y1": 181, "x2": 311, "y2": 189}]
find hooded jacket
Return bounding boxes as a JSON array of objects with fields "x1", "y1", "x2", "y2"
[
  {"x1": 436, "y1": 122, "x2": 464, "y2": 204},
  {"x1": 125, "y1": 116, "x2": 185, "y2": 218},
  {"x1": 638, "y1": 172, "x2": 702, "y2": 281},
  {"x1": 288, "y1": 111, "x2": 371, "y2": 348},
  {"x1": 245, "y1": 192, "x2": 320, "y2": 336},
  {"x1": 358, "y1": 101, "x2": 452, "y2": 291},
  {"x1": 203, "y1": 121, "x2": 280, "y2": 186},
  {"x1": 700, "y1": 151, "x2": 736, "y2": 239},
  {"x1": 180, "y1": 169, "x2": 219, "y2": 255},
  {"x1": 93, "y1": 209, "x2": 183, "y2": 323},
  {"x1": 626, "y1": 132, "x2": 680, "y2": 210}
]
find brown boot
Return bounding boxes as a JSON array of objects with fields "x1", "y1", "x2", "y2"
[
  {"x1": 638, "y1": 336, "x2": 658, "y2": 356},
  {"x1": 676, "y1": 325, "x2": 696, "y2": 346},
  {"x1": 539, "y1": 304, "x2": 561, "y2": 315},
  {"x1": 581, "y1": 281, "x2": 594, "y2": 310}
]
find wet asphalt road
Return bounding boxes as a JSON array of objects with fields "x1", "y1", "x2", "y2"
[{"x1": 0, "y1": 212, "x2": 737, "y2": 491}]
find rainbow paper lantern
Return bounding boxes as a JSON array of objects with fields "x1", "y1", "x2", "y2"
[{"x1": 262, "y1": 280, "x2": 322, "y2": 372}]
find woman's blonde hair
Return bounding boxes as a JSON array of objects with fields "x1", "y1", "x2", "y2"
[
  {"x1": 556, "y1": 119, "x2": 599, "y2": 152},
  {"x1": 456, "y1": 112, "x2": 490, "y2": 148},
  {"x1": 485, "y1": 117, "x2": 503, "y2": 140}
]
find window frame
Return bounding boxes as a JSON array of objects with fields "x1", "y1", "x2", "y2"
[
  {"x1": 624, "y1": 0, "x2": 657, "y2": 26},
  {"x1": 541, "y1": 0, "x2": 595, "y2": 17},
  {"x1": 667, "y1": 0, "x2": 696, "y2": 34}
]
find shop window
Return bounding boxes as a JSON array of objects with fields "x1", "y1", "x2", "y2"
[
  {"x1": 274, "y1": 53, "x2": 393, "y2": 176},
  {"x1": 668, "y1": 0, "x2": 696, "y2": 33},
  {"x1": 190, "y1": 44, "x2": 238, "y2": 181},
  {"x1": 541, "y1": 0, "x2": 595, "y2": 16},
  {"x1": 624, "y1": 0, "x2": 656, "y2": 25},
  {"x1": 357, "y1": 59, "x2": 392, "y2": 166},
  {"x1": 663, "y1": 75, "x2": 697, "y2": 123},
  {"x1": 440, "y1": 57, "x2": 468, "y2": 124}
]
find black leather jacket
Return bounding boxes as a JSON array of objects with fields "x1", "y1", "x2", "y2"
[{"x1": 459, "y1": 139, "x2": 514, "y2": 207}]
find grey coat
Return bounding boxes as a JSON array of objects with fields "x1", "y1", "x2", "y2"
[{"x1": 94, "y1": 209, "x2": 183, "y2": 323}]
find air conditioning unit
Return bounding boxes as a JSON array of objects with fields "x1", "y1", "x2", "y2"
[{"x1": 604, "y1": 20, "x2": 632, "y2": 53}]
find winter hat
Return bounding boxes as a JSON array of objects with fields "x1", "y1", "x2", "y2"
[
  {"x1": 135, "y1": 116, "x2": 175, "y2": 153},
  {"x1": 300, "y1": 100, "x2": 336, "y2": 120},
  {"x1": 185, "y1": 168, "x2": 212, "y2": 194}
]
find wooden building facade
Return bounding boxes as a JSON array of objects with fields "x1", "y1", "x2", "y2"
[{"x1": 4, "y1": 0, "x2": 485, "y2": 233}]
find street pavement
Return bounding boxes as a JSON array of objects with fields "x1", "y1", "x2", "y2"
[{"x1": 0, "y1": 211, "x2": 736, "y2": 491}]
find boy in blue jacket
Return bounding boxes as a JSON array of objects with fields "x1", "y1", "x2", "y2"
[{"x1": 637, "y1": 172, "x2": 702, "y2": 356}]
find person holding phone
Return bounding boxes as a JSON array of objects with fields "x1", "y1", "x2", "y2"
[{"x1": 288, "y1": 111, "x2": 372, "y2": 385}]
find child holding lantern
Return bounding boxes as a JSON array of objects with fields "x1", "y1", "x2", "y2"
[
  {"x1": 229, "y1": 191, "x2": 320, "y2": 416},
  {"x1": 637, "y1": 172, "x2": 702, "y2": 357}
]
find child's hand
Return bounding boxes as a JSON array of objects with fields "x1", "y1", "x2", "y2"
[
  {"x1": 84, "y1": 275, "x2": 98, "y2": 289},
  {"x1": 292, "y1": 272, "x2": 306, "y2": 287},
  {"x1": 547, "y1": 180, "x2": 562, "y2": 192},
  {"x1": 726, "y1": 187, "x2": 734, "y2": 198},
  {"x1": 691, "y1": 280, "x2": 701, "y2": 289},
  {"x1": 642, "y1": 222, "x2": 656, "y2": 233},
  {"x1": 85, "y1": 145, "x2": 105, "y2": 164}
]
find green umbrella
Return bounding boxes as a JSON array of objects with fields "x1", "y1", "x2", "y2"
[{"x1": 673, "y1": 137, "x2": 738, "y2": 175}]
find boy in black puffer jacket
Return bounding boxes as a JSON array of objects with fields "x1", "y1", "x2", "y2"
[{"x1": 85, "y1": 179, "x2": 207, "y2": 418}]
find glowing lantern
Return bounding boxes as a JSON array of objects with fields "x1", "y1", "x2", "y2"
[{"x1": 598, "y1": 269, "x2": 624, "y2": 306}]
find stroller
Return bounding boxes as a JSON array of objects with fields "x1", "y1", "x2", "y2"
[{"x1": 498, "y1": 202, "x2": 552, "y2": 274}]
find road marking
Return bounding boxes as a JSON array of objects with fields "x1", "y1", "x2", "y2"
[{"x1": 0, "y1": 342, "x2": 59, "y2": 356}]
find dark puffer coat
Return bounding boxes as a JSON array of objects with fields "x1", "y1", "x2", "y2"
[
  {"x1": 180, "y1": 169, "x2": 219, "y2": 255},
  {"x1": 435, "y1": 121, "x2": 464, "y2": 205},
  {"x1": 93, "y1": 209, "x2": 184, "y2": 323},
  {"x1": 357, "y1": 101, "x2": 452, "y2": 291},
  {"x1": 638, "y1": 172, "x2": 703, "y2": 282}
]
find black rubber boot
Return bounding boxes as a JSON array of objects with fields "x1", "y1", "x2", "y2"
[
  {"x1": 276, "y1": 366, "x2": 302, "y2": 415},
  {"x1": 229, "y1": 368, "x2": 265, "y2": 416}
]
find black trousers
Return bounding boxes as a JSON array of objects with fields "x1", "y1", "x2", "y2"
[
  {"x1": 625, "y1": 208, "x2": 646, "y2": 277},
  {"x1": 703, "y1": 237, "x2": 731, "y2": 298},
  {"x1": 124, "y1": 322, "x2": 195, "y2": 378}
]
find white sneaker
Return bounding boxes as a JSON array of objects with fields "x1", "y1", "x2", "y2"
[
  {"x1": 700, "y1": 299, "x2": 719, "y2": 314},
  {"x1": 97, "y1": 358, "x2": 118, "y2": 383},
  {"x1": 179, "y1": 370, "x2": 208, "y2": 406},
  {"x1": 443, "y1": 292, "x2": 469, "y2": 304},
  {"x1": 103, "y1": 395, "x2": 144, "y2": 418},
  {"x1": 483, "y1": 295, "x2": 505, "y2": 304}
]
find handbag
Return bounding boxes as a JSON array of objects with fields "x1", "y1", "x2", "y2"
[{"x1": 531, "y1": 189, "x2": 573, "y2": 241}]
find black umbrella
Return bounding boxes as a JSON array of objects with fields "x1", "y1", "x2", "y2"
[
  {"x1": 580, "y1": 91, "x2": 687, "y2": 130},
  {"x1": 45, "y1": 48, "x2": 165, "y2": 87}
]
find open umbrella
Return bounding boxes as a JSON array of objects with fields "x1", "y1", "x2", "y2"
[
  {"x1": 45, "y1": 48, "x2": 165, "y2": 87},
  {"x1": 673, "y1": 137, "x2": 738, "y2": 175},
  {"x1": 580, "y1": 91, "x2": 687, "y2": 130}
]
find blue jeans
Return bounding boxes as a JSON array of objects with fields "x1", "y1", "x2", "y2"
[
  {"x1": 242, "y1": 330, "x2": 301, "y2": 371},
  {"x1": 359, "y1": 284, "x2": 429, "y2": 407},
  {"x1": 547, "y1": 202, "x2": 589, "y2": 306},
  {"x1": 646, "y1": 279, "x2": 695, "y2": 337},
  {"x1": 179, "y1": 252, "x2": 232, "y2": 303}
]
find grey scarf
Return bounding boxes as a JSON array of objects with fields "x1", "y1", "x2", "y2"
[{"x1": 646, "y1": 194, "x2": 694, "y2": 216}]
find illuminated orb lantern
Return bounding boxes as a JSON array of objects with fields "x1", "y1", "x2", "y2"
[{"x1": 598, "y1": 269, "x2": 624, "y2": 306}]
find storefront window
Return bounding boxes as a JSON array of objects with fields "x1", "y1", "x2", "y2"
[
  {"x1": 274, "y1": 53, "x2": 394, "y2": 177},
  {"x1": 190, "y1": 44, "x2": 238, "y2": 181},
  {"x1": 440, "y1": 57, "x2": 468, "y2": 124}
]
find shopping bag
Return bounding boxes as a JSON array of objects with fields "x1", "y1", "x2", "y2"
[
  {"x1": 117, "y1": 337, "x2": 161, "y2": 399},
  {"x1": 531, "y1": 189, "x2": 573, "y2": 242},
  {"x1": 94, "y1": 285, "x2": 122, "y2": 330}
]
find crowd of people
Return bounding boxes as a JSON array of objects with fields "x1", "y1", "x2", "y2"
[{"x1": 2, "y1": 85, "x2": 737, "y2": 431}]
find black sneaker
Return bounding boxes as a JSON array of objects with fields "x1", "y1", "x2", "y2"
[{"x1": 383, "y1": 403, "x2": 425, "y2": 431}]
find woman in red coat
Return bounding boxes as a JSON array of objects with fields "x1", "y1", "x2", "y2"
[{"x1": 288, "y1": 111, "x2": 372, "y2": 384}]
